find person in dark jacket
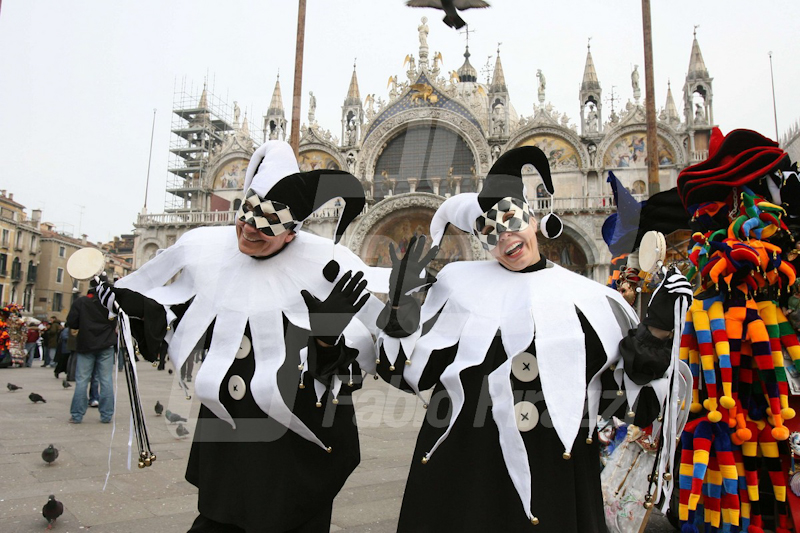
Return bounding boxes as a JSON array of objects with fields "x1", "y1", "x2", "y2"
[
  {"x1": 53, "y1": 323, "x2": 71, "y2": 378},
  {"x1": 66, "y1": 286, "x2": 117, "y2": 423}
]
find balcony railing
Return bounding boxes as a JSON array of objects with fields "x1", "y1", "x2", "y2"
[
  {"x1": 691, "y1": 150, "x2": 709, "y2": 163},
  {"x1": 137, "y1": 195, "x2": 643, "y2": 228}
]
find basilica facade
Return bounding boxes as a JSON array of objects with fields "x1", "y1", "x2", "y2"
[{"x1": 134, "y1": 21, "x2": 718, "y2": 283}]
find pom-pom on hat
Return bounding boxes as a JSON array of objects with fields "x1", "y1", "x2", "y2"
[{"x1": 429, "y1": 146, "x2": 562, "y2": 247}]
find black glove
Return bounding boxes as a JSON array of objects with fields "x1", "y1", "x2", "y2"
[
  {"x1": 643, "y1": 266, "x2": 693, "y2": 331},
  {"x1": 387, "y1": 235, "x2": 439, "y2": 305},
  {"x1": 94, "y1": 277, "x2": 117, "y2": 316},
  {"x1": 301, "y1": 271, "x2": 370, "y2": 346},
  {"x1": 377, "y1": 235, "x2": 438, "y2": 337}
]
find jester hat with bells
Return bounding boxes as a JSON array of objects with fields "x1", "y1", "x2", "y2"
[
  {"x1": 240, "y1": 140, "x2": 365, "y2": 280},
  {"x1": 429, "y1": 145, "x2": 561, "y2": 250}
]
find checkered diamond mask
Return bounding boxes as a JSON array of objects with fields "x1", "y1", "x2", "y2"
[
  {"x1": 237, "y1": 188, "x2": 297, "y2": 236},
  {"x1": 473, "y1": 197, "x2": 531, "y2": 250}
]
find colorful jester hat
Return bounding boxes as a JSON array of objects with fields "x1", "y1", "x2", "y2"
[
  {"x1": 239, "y1": 140, "x2": 366, "y2": 280},
  {"x1": 677, "y1": 127, "x2": 789, "y2": 210},
  {"x1": 429, "y1": 145, "x2": 561, "y2": 248}
]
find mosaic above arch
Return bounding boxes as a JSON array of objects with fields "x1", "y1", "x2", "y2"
[
  {"x1": 298, "y1": 149, "x2": 341, "y2": 172},
  {"x1": 516, "y1": 134, "x2": 580, "y2": 170},
  {"x1": 602, "y1": 132, "x2": 676, "y2": 168},
  {"x1": 212, "y1": 157, "x2": 249, "y2": 190}
]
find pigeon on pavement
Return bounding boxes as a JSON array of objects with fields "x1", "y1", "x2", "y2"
[
  {"x1": 62, "y1": 379, "x2": 71, "y2": 389},
  {"x1": 176, "y1": 423, "x2": 190, "y2": 438},
  {"x1": 165, "y1": 410, "x2": 187, "y2": 424},
  {"x1": 405, "y1": 0, "x2": 490, "y2": 29},
  {"x1": 155, "y1": 400, "x2": 163, "y2": 416},
  {"x1": 42, "y1": 494, "x2": 64, "y2": 530},
  {"x1": 7, "y1": 382, "x2": 22, "y2": 391},
  {"x1": 42, "y1": 444, "x2": 59, "y2": 465},
  {"x1": 29, "y1": 392, "x2": 46, "y2": 403}
]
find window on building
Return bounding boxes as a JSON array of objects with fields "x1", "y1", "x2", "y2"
[
  {"x1": 10, "y1": 285, "x2": 15, "y2": 305},
  {"x1": 0, "y1": 253, "x2": 6, "y2": 275},
  {"x1": 27, "y1": 260, "x2": 36, "y2": 283},
  {"x1": 2, "y1": 229, "x2": 9, "y2": 247},
  {"x1": 30, "y1": 234, "x2": 36, "y2": 249},
  {"x1": 56, "y1": 267, "x2": 64, "y2": 284},
  {"x1": 53, "y1": 292, "x2": 63, "y2": 312},
  {"x1": 0, "y1": 284, "x2": 4, "y2": 305},
  {"x1": 14, "y1": 231, "x2": 21, "y2": 249},
  {"x1": 58, "y1": 245, "x2": 66, "y2": 258},
  {"x1": 22, "y1": 285, "x2": 32, "y2": 312},
  {"x1": 10, "y1": 257, "x2": 21, "y2": 280}
]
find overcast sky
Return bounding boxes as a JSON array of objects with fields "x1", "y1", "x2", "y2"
[{"x1": 1, "y1": 1, "x2": 798, "y2": 244}]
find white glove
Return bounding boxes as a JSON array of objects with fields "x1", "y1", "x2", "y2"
[{"x1": 95, "y1": 279, "x2": 117, "y2": 318}]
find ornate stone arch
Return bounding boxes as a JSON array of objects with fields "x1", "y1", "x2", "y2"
[
  {"x1": 347, "y1": 192, "x2": 484, "y2": 265},
  {"x1": 506, "y1": 125, "x2": 590, "y2": 169},
  {"x1": 205, "y1": 150, "x2": 251, "y2": 190},
  {"x1": 358, "y1": 108, "x2": 491, "y2": 183},
  {"x1": 597, "y1": 123, "x2": 685, "y2": 170},
  {"x1": 298, "y1": 142, "x2": 347, "y2": 171}
]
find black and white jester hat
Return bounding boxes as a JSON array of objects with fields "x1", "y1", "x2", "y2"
[
  {"x1": 430, "y1": 145, "x2": 562, "y2": 248},
  {"x1": 240, "y1": 140, "x2": 365, "y2": 279}
]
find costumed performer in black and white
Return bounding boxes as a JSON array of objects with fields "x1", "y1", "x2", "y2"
[
  {"x1": 95, "y1": 140, "x2": 390, "y2": 533},
  {"x1": 374, "y1": 146, "x2": 693, "y2": 532}
]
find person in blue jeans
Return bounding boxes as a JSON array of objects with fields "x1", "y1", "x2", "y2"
[{"x1": 65, "y1": 283, "x2": 117, "y2": 424}]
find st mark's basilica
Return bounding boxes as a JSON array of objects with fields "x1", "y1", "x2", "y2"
[{"x1": 134, "y1": 19, "x2": 720, "y2": 283}]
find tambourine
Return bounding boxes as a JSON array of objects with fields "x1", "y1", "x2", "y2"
[
  {"x1": 638, "y1": 230, "x2": 667, "y2": 273},
  {"x1": 66, "y1": 248, "x2": 106, "y2": 281}
]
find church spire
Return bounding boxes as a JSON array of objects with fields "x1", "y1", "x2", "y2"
[
  {"x1": 579, "y1": 39, "x2": 602, "y2": 137},
  {"x1": 687, "y1": 26, "x2": 709, "y2": 80},
  {"x1": 345, "y1": 63, "x2": 361, "y2": 106},
  {"x1": 263, "y1": 74, "x2": 286, "y2": 142},
  {"x1": 664, "y1": 80, "x2": 678, "y2": 120},
  {"x1": 489, "y1": 46, "x2": 507, "y2": 93},
  {"x1": 268, "y1": 75, "x2": 284, "y2": 115},
  {"x1": 580, "y1": 42, "x2": 601, "y2": 92}
]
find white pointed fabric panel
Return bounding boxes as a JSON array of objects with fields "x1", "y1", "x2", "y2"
[
  {"x1": 116, "y1": 226, "x2": 390, "y2": 448},
  {"x1": 378, "y1": 260, "x2": 641, "y2": 521}
]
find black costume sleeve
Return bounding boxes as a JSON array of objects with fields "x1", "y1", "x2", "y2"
[
  {"x1": 305, "y1": 337, "x2": 363, "y2": 392},
  {"x1": 377, "y1": 303, "x2": 456, "y2": 392},
  {"x1": 111, "y1": 287, "x2": 170, "y2": 363},
  {"x1": 618, "y1": 323, "x2": 674, "y2": 427}
]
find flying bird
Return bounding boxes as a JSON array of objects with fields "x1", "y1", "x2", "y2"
[
  {"x1": 405, "y1": 0, "x2": 491, "y2": 30},
  {"x1": 7, "y1": 382, "x2": 22, "y2": 391},
  {"x1": 155, "y1": 401, "x2": 163, "y2": 416},
  {"x1": 62, "y1": 379, "x2": 71, "y2": 389},
  {"x1": 176, "y1": 423, "x2": 190, "y2": 438},
  {"x1": 42, "y1": 444, "x2": 59, "y2": 465},
  {"x1": 29, "y1": 392, "x2": 46, "y2": 403},
  {"x1": 165, "y1": 410, "x2": 187, "y2": 424},
  {"x1": 42, "y1": 494, "x2": 64, "y2": 530}
]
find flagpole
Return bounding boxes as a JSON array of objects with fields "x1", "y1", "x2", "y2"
[{"x1": 290, "y1": 0, "x2": 307, "y2": 157}]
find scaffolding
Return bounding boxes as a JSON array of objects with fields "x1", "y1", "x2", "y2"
[{"x1": 164, "y1": 78, "x2": 257, "y2": 212}]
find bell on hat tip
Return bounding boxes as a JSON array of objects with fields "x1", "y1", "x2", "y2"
[
  {"x1": 585, "y1": 437, "x2": 593, "y2": 445},
  {"x1": 663, "y1": 472, "x2": 673, "y2": 481},
  {"x1": 299, "y1": 383, "x2": 305, "y2": 389},
  {"x1": 562, "y1": 452, "x2": 571, "y2": 460},
  {"x1": 332, "y1": 398, "x2": 339, "y2": 405},
  {"x1": 375, "y1": 358, "x2": 381, "y2": 364},
  {"x1": 150, "y1": 454, "x2": 157, "y2": 462},
  {"x1": 348, "y1": 380, "x2": 354, "y2": 387},
  {"x1": 405, "y1": 360, "x2": 412, "y2": 366},
  {"x1": 138, "y1": 461, "x2": 145, "y2": 469},
  {"x1": 326, "y1": 446, "x2": 333, "y2": 453},
  {"x1": 421, "y1": 456, "x2": 429, "y2": 464},
  {"x1": 423, "y1": 403, "x2": 428, "y2": 409},
  {"x1": 315, "y1": 401, "x2": 322, "y2": 408},
  {"x1": 323, "y1": 260, "x2": 340, "y2": 282},
  {"x1": 616, "y1": 390, "x2": 624, "y2": 396},
  {"x1": 531, "y1": 517, "x2": 540, "y2": 525},
  {"x1": 389, "y1": 365, "x2": 395, "y2": 371},
  {"x1": 627, "y1": 410, "x2": 635, "y2": 418},
  {"x1": 297, "y1": 364, "x2": 304, "y2": 370}
]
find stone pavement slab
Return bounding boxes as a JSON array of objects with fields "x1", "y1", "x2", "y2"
[{"x1": 0, "y1": 361, "x2": 677, "y2": 532}]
